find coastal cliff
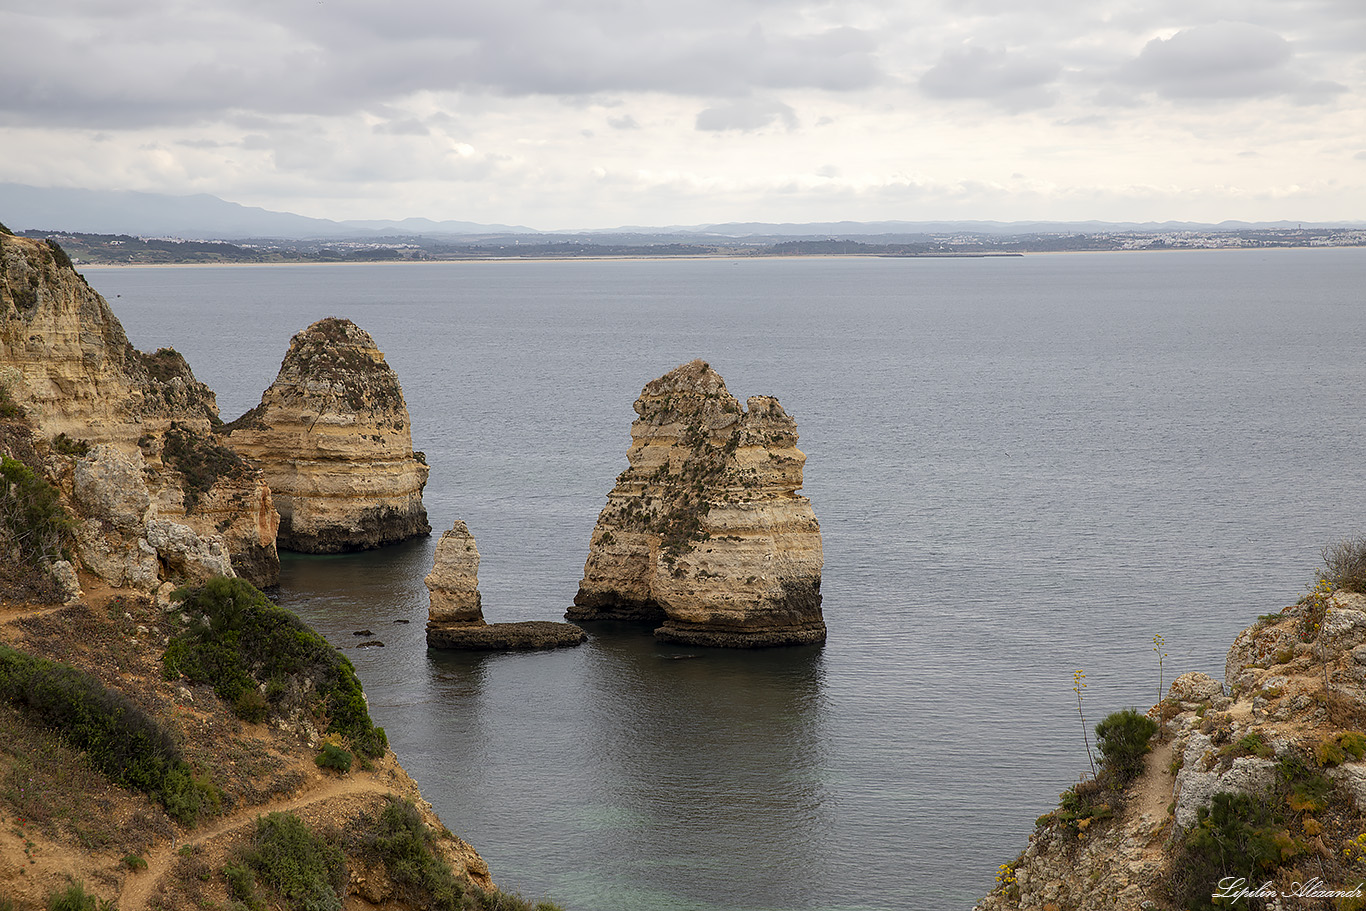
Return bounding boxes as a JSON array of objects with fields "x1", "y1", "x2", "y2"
[
  {"x1": 426, "y1": 520, "x2": 586, "y2": 650},
  {"x1": 568, "y1": 360, "x2": 825, "y2": 647},
  {"x1": 976, "y1": 578, "x2": 1366, "y2": 911},
  {"x1": 223, "y1": 317, "x2": 431, "y2": 553},
  {"x1": 0, "y1": 232, "x2": 279, "y2": 587},
  {"x1": 0, "y1": 229, "x2": 556, "y2": 911}
]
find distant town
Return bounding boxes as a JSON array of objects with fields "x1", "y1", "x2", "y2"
[{"x1": 18, "y1": 225, "x2": 1366, "y2": 266}]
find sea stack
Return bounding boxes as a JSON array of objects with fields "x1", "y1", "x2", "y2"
[
  {"x1": 568, "y1": 359, "x2": 825, "y2": 647},
  {"x1": 224, "y1": 317, "x2": 431, "y2": 553},
  {"x1": 425, "y1": 520, "x2": 586, "y2": 650}
]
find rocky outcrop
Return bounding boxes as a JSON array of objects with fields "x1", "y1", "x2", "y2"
[
  {"x1": 72, "y1": 445, "x2": 237, "y2": 587},
  {"x1": 0, "y1": 234, "x2": 280, "y2": 586},
  {"x1": 425, "y1": 520, "x2": 586, "y2": 650},
  {"x1": 976, "y1": 587, "x2": 1366, "y2": 911},
  {"x1": 568, "y1": 360, "x2": 824, "y2": 647},
  {"x1": 223, "y1": 317, "x2": 430, "y2": 553}
]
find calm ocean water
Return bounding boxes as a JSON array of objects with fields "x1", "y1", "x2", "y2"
[{"x1": 90, "y1": 249, "x2": 1366, "y2": 910}]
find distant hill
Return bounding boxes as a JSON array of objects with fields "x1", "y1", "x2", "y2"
[
  {"x1": 0, "y1": 184, "x2": 534, "y2": 240},
  {"x1": 2, "y1": 182, "x2": 1363, "y2": 242}
]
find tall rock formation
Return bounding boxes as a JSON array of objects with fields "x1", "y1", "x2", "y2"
[
  {"x1": 425, "y1": 521, "x2": 484, "y2": 628},
  {"x1": 223, "y1": 317, "x2": 431, "y2": 553},
  {"x1": 425, "y1": 520, "x2": 586, "y2": 650},
  {"x1": 568, "y1": 360, "x2": 825, "y2": 647},
  {"x1": 0, "y1": 233, "x2": 279, "y2": 586}
]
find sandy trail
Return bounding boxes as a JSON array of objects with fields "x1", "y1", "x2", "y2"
[{"x1": 118, "y1": 771, "x2": 395, "y2": 911}]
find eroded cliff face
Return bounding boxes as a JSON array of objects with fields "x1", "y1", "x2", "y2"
[
  {"x1": 976, "y1": 588, "x2": 1366, "y2": 911},
  {"x1": 0, "y1": 234, "x2": 280, "y2": 587},
  {"x1": 223, "y1": 317, "x2": 431, "y2": 553},
  {"x1": 568, "y1": 360, "x2": 825, "y2": 647}
]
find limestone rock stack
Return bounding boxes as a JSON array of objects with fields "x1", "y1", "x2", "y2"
[
  {"x1": 568, "y1": 359, "x2": 825, "y2": 647},
  {"x1": 224, "y1": 317, "x2": 431, "y2": 553},
  {"x1": 425, "y1": 520, "x2": 586, "y2": 651},
  {"x1": 425, "y1": 521, "x2": 483, "y2": 628},
  {"x1": 0, "y1": 233, "x2": 280, "y2": 587}
]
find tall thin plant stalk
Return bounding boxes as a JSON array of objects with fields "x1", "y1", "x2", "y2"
[
  {"x1": 1074, "y1": 668, "x2": 1096, "y2": 777},
  {"x1": 1153, "y1": 634, "x2": 1167, "y2": 703}
]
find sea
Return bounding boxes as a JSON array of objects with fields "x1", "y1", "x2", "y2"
[{"x1": 87, "y1": 248, "x2": 1366, "y2": 911}]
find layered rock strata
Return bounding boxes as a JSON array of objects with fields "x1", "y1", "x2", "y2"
[
  {"x1": 223, "y1": 317, "x2": 431, "y2": 553},
  {"x1": 0, "y1": 233, "x2": 279, "y2": 586},
  {"x1": 568, "y1": 359, "x2": 825, "y2": 647},
  {"x1": 425, "y1": 520, "x2": 586, "y2": 650}
]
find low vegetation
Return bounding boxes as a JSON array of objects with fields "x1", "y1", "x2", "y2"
[
  {"x1": 0, "y1": 453, "x2": 75, "y2": 566},
  {"x1": 45, "y1": 882, "x2": 114, "y2": 911},
  {"x1": 355, "y1": 798, "x2": 565, "y2": 911},
  {"x1": 163, "y1": 576, "x2": 387, "y2": 757},
  {"x1": 1042, "y1": 707, "x2": 1158, "y2": 834},
  {"x1": 159, "y1": 423, "x2": 249, "y2": 512},
  {"x1": 1166, "y1": 756, "x2": 1338, "y2": 911},
  {"x1": 232, "y1": 812, "x2": 349, "y2": 911},
  {"x1": 1321, "y1": 535, "x2": 1366, "y2": 594},
  {"x1": 0, "y1": 643, "x2": 220, "y2": 826}
]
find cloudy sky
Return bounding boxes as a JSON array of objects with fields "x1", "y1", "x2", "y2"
[{"x1": 2, "y1": 0, "x2": 1364, "y2": 229}]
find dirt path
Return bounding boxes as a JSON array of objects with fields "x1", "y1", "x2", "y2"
[
  {"x1": 1131, "y1": 735, "x2": 1177, "y2": 828},
  {"x1": 119, "y1": 769, "x2": 396, "y2": 911}
]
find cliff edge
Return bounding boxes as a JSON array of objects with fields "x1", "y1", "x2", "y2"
[
  {"x1": 0, "y1": 232, "x2": 279, "y2": 587},
  {"x1": 568, "y1": 359, "x2": 825, "y2": 647},
  {"x1": 977, "y1": 575, "x2": 1366, "y2": 911},
  {"x1": 223, "y1": 317, "x2": 431, "y2": 553}
]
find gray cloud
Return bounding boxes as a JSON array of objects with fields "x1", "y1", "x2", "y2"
[
  {"x1": 0, "y1": 3, "x2": 883, "y2": 128},
  {"x1": 695, "y1": 98, "x2": 798, "y2": 132},
  {"x1": 919, "y1": 47, "x2": 1061, "y2": 111},
  {"x1": 1118, "y1": 21, "x2": 1330, "y2": 100},
  {"x1": 374, "y1": 119, "x2": 431, "y2": 136},
  {"x1": 608, "y1": 115, "x2": 641, "y2": 130}
]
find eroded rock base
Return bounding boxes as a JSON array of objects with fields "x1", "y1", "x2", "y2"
[{"x1": 426, "y1": 621, "x2": 587, "y2": 651}]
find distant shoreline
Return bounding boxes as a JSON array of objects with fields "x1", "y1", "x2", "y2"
[{"x1": 75, "y1": 244, "x2": 1366, "y2": 268}]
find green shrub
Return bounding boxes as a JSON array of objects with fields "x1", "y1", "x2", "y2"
[
  {"x1": 0, "y1": 643, "x2": 219, "y2": 825},
  {"x1": 0, "y1": 384, "x2": 24, "y2": 420},
  {"x1": 46, "y1": 882, "x2": 113, "y2": 911},
  {"x1": 123, "y1": 853, "x2": 148, "y2": 872},
  {"x1": 233, "y1": 688, "x2": 269, "y2": 723},
  {"x1": 361, "y1": 797, "x2": 469, "y2": 911},
  {"x1": 1048, "y1": 777, "x2": 1114, "y2": 833},
  {"x1": 160, "y1": 423, "x2": 248, "y2": 513},
  {"x1": 44, "y1": 239, "x2": 73, "y2": 272},
  {"x1": 51, "y1": 433, "x2": 91, "y2": 457},
  {"x1": 164, "y1": 577, "x2": 387, "y2": 757},
  {"x1": 1167, "y1": 755, "x2": 1335, "y2": 910},
  {"x1": 1340, "y1": 731, "x2": 1366, "y2": 760},
  {"x1": 237, "y1": 812, "x2": 346, "y2": 911},
  {"x1": 1095, "y1": 708, "x2": 1159, "y2": 784},
  {"x1": 1222, "y1": 731, "x2": 1274, "y2": 761},
  {"x1": 222, "y1": 861, "x2": 263, "y2": 909},
  {"x1": 1170, "y1": 792, "x2": 1290, "y2": 911},
  {"x1": 0, "y1": 454, "x2": 75, "y2": 565},
  {"x1": 315, "y1": 743, "x2": 353, "y2": 774}
]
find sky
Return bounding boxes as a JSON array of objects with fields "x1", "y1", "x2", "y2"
[{"x1": 2, "y1": 0, "x2": 1364, "y2": 230}]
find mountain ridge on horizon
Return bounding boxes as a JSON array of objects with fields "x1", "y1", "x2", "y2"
[{"x1": 2, "y1": 182, "x2": 1362, "y2": 242}]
